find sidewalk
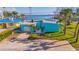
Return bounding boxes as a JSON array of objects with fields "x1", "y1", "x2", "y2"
[{"x1": 0, "y1": 33, "x2": 76, "y2": 51}]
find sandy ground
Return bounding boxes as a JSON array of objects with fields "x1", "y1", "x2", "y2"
[{"x1": 0, "y1": 33, "x2": 76, "y2": 51}]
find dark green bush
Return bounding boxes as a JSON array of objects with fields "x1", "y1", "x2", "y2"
[
  {"x1": 28, "y1": 34, "x2": 43, "y2": 40},
  {"x1": 0, "y1": 30, "x2": 12, "y2": 41},
  {"x1": 28, "y1": 34, "x2": 39, "y2": 40}
]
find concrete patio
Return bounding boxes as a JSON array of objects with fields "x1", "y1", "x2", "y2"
[{"x1": 0, "y1": 33, "x2": 76, "y2": 51}]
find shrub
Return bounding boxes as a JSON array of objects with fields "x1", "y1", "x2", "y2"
[
  {"x1": 28, "y1": 34, "x2": 40, "y2": 40},
  {"x1": 0, "y1": 30, "x2": 12, "y2": 41}
]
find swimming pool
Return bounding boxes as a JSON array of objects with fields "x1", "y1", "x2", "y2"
[
  {"x1": 0, "y1": 18, "x2": 21, "y2": 23},
  {"x1": 20, "y1": 21, "x2": 60, "y2": 33},
  {"x1": 0, "y1": 18, "x2": 60, "y2": 33}
]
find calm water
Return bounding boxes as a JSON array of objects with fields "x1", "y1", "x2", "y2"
[
  {"x1": 20, "y1": 21, "x2": 60, "y2": 33},
  {"x1": 20, "y1": 15, "x2": 60, "y2": 33},
  {"x1": 25, "y1": 15, "x2": 53, "y2": 20}
]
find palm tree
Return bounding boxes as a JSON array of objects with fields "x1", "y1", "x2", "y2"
[
  {"x1": 75, "y1": 26, "x2": 79, "y2": 42},
  {"x1": 2, "y1": 7, "x2": 6, "y2": 18},
  {"x1": 74, "y1": 17, "x2": 79, "y2": 42},
  {"x1": 2, "y1": 7, "x2": 13, "y2": 18},
  {"x1": 74, "y1": 8, "x2": 79, "y2": 37},
  {"x1": 3, "y1": 11, "x2": 12, "y2": 18},
  {"x1": 66, "y1": 8, "x2": 72, "y2": 25},
  {"x1": 74, "y1": 21, "x2": 79, "y2": 42},
  {"x1": 74, "y1": 20, "x2": 79, "y2": 38},
  {"x1": 73, "y1": 8, "x2": 79, "y2": 43},
  {"x1": 73, "y1": 8, "x2": 79, "y2": 42},
  {"x1": 12, "y1": 11, "x2": 18, "y2": 18},
  {"x1": 20, "y1": 14, "x2": 25, "y2": 21},
  {"x1": 59, "y1": 8, "x2": 72, "y2": 35}
]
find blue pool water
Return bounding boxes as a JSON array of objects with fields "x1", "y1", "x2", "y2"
[
  {"x1": 0, "y1": 18, "x2": 21, "y2": 24},
  {"x1": 0, "y1": 15, "x2": 60, "y2": 33},
  {"x1": 36, "y1": 21, "x2": 60, "y2": 33},
  {"x1": 43, "y1": 23, "x2": 60, "y2": 33},
  {"x1": 20, "y1": 21, "x2": 60, "y2": 33},
  {"x1": 20, "y1": 15, "x2": 60, "y2": 33}
]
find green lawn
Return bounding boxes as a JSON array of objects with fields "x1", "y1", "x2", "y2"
[
  {"x1": 0, "y1": 30, "x2": 12, "y2": 41},
  {"x1": 45, "y1": 22, "x2": 79, "y2": 50},
  {"x1": 29, "y1": 22, "x2": 79, "y2": 50}
]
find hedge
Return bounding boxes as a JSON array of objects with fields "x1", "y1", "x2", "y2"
[
  {"x1": 0, "y1": 30, "x2": 12, "y2": 41},
  {"x1": 28, "y1": 34, "x2": 45, "y2": 40}
]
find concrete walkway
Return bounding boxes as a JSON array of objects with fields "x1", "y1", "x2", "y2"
[{"x1": 0, "y1": 33, "x2": 76, "y2": 51}]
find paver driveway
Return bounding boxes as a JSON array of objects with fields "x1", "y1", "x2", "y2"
[{"x1": 0, "y1": 33, "x2": 76, "y2": 51}]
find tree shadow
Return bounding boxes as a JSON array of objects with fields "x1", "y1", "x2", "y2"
[
  {"x1": 52, "y1": 34, "x2": 64, "y2": 37},
  {"x1": 9, "y1": 35, "x2": 76, "y2": 51},
  {"x1": 43, "y1": 43, "x2": 71, "y2": 50},
  {"x1": 62, "y1": 37, "x2": 74, "y2": 40},
  {"x1": 9, "y1": 38, "x2": 31, "y2": 44},
  {"x1": 62, "y1": 37, "x2": 76, "y2": 44},
  {"x1": 39, "y1": 42, "x2": 71, "y2": 50},
  {"x1": 24, "y1": 40, "x2": 74, "y2": 51}
]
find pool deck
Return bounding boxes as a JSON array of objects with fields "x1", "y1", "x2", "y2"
[{"x1": 0, "y1": 33, "x2": 76, "y2": 51}]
